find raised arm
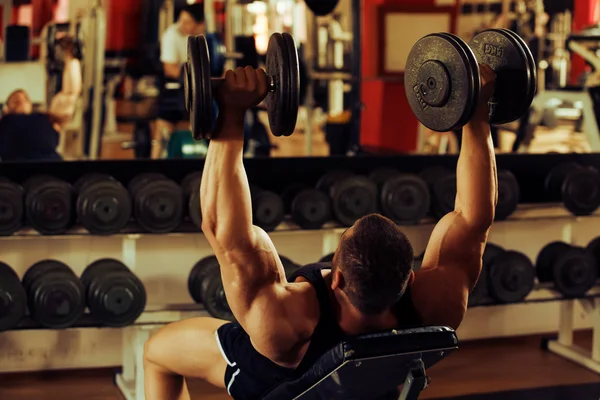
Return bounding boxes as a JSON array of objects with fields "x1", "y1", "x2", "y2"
[
  {"x1": 411, "y1": 65, "x2": 498, "y2": 329},
  {"x1": 201, "y1": 67, "x2": 316, "y2": 362}
]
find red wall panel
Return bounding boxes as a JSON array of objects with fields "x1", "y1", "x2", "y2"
[
  {"x1": 572, "y1": 0, "x2": 598, "y2": 84},
  {"x1": 106, "y1": 0, "x2": 144, "y2": 52}
]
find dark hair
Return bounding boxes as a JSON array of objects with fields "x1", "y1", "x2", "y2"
[
  {"x1": 181, "y1": 3, "x2": 205, "y2": 23},
  {"x1": 335, "y1": 214, "x2": 414, "y2": 315},
  {"x1": 57, "y1": 36, "x2": 76, "y2": 56}
]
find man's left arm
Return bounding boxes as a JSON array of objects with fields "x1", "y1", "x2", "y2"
[{"x1": 48, "y1": 58, "x2": 82, "y2": 130}]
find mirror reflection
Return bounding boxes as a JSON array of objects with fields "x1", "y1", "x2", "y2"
[{"x1": 0, "y1": 0, "x2": 593, "y2": 162}]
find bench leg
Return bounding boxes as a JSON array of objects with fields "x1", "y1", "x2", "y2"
[{"x1": 398, "y1": 359, "x2": 428, "y2": 400}]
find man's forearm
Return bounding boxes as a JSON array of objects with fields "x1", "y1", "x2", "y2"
[
  {"x1": 200, "y1": 116, "x2": 255, "y2": 248},
  {"x1": 454, "y1": 119, "x2": 497, "y2": 228}
]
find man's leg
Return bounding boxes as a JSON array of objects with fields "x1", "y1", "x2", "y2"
[
  {"x1": 152, "y1": 118, "x2": 175, "y2": 159},
  {"x1": 144, "y1": 317, "x2": 229, "y2": 400}
]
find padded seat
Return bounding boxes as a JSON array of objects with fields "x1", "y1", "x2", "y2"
[{"x1": 261, "y1": 326, "x2": 458, "y2": 400}]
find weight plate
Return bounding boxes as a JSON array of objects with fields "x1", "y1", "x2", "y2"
[
  {"x1": 535, "y1": 241, "x2": 571, "y2": 283},
  {"x1": 495, "y1": 170, "x2": 520, "y2": 221},
  {"x1": 586, "y1": 236, "x2": 600, "y2": 265},
  {"x1": 405, "y1": 33, "x2": 479, "y2": 132},
  {"x1": 305, "y1": 0, "x2": 339, "y2": 16},
  {"x1": 280, "y1": 255, "x2": 299, "y2": 280},
  {"x1": 23, "y1": 260, "x2": 85, "y2": 329},
  {"x1": 553, "y1": 247, "x2": 597, "y2": 298},
  {"x1": 133, "y1": 179, "x2": 184, "y2": 233},
  {"x1": 381, "y1": 174, "x2": 430, "y2": 224},
  {"x1": 0, "y1": 179, "x2": 23, "y2": 236},
  {"x1": 202, "y1": 266, "x2": 234, "y2": 321},
  {"x1": 320, "y1": 253, "x2": 334, "y2": 263},
  {"x1": 497, "y1": 28, "x2": 537, "y2": 111},
  {"x1": 265, "y1": 32, "x2": 299, "y2": 137},
  {"x1": 77, "y1": 180, "x2": 132, "y2": 235},
  {"x1": 252, "y1": 190, "x2": 284, "y2": 232},
  {"x1": 84, "y1": 259, "x2": 146, "y2": 327},
  {"x1": 368, "y1": 168, "x2": 400, "y2": 191},
  {"x1": 316, "y1": 170, "x2": 355, "y2": 197},
  {"x1": 331, "y1": 176, "x2": 378, "y2": 227},
  {"x1": 0, "y1": 262, "x2": 26, "y2": 331},
  {"x1": 469, "y1": 243, "x2": 504, "y2": 306},
  {"x1": 419, "y1": 166, "x2": 451, "y2": 187},
  {"x1": 561, "y1": 166, "x2": 600, "y2": 216},
  {"x1": 24, "y1": 177, "x2": 73, "y2": 235},
  {"x1": 74, "y1": 174, "x2": 115, "y2": 193},
  {"x1": 291, "y1": 189, "x2": 331, "y2": 230},
  {"x1": 181, "y1": 172, "x2": 203, "y2": 230},
  {"x1": 488, "y1": 250, "x2": 535, "y2": 303},
  {"x1": 128, "y1": 173, "x2": 167, "y2": 198},
  {"x1": 544, "y1": 163, "x2": 579, "y2": 200},
  {"x1": 281, "y1": 183, "x2": 310, "y2": 214},
  {"x1": 186, "y1": 35, "x2": 214, "y2": 140},
  {"x1": 181, "y1": 172, "x2": 204, "y2": 199},
  {"x1": 188, "y1": 256, "x2": 220, "y2": 304},
  {"x1": 469, "y1": 29, "x2": 532, "y2": 125},
  {"x1": 431, "y1": 171, "x2": 457, "y2": 220}
]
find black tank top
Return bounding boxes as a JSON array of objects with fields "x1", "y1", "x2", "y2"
[{"x1": 289, "y1": 262, "x2": 422, "y2": 374}]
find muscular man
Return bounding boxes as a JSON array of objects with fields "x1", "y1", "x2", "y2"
[
  {"x1": 144, "y1": 65, "x2": 497, "y2": 400},
  {"x1": 154, "y1": 3, "x2": 206, "y2": 159},
  {"x1": 0, "y1": 37, "x2": 81, "y2": 161}
]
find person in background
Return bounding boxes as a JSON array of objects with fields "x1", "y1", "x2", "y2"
[
  {"x1": 154, "y1": 3, "x2": 206, "y2": 159},
  {"x1": 0, "y1": 36, "x2": 81, "y2": 161}
]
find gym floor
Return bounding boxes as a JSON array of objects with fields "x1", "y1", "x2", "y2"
[{"x1": 0, "y1": 331, "x2": 598, "y2": 399}]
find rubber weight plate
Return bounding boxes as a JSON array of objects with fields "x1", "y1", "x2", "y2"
[
  {"x1": 469, "y1": 29, "x2": 533, "y2": 125},
  {"x1": 535, "y1": 241, "x2": 572, "y2": 283},
  {"x1": 0, "y1": 178, "x2": 23, "y2": 236},
  {"x1": 488, "y1": 250, "x2": 535, "y2": 303},
  {"x1": 381, "y1": 174, "x2": 430, "y2": 225},
  {"x1": 431, "y1": 171, "x2": 457, "y2": 220},
  {"x1": 316, "y1": 170, "x2": 354, "y2": 197},
  {"x1": 291, "y1": 189, "x2": 331, "y2": 230},
  {"x1": 495, "y1": 170, "x2": 520, "y2": 221},
  {"x1": 181, "y1": 172, "x2": 203, "y2": 229},
  {"x1": 265, "y1": 32, "x2": 300, "y2": 137},
  {"x1": 305, "y1": 0, "x2": 339, "y2": 16},
  {"x1": 553, "y1": 247, "x2": 598, "y2": 298},
  {"x1": 24, "y1": 176, "x2": 73, "y2": 235},
  {"x1": 0, "y1": 262, "x2": 26, "y2": 331},
  {"x1": 188, "y1": 256, "x2": 220, "y2": 304},
  {"x1": 128, "y1": 173, "x2": 167, "y2": 197},
  {"x1": 185, "y1": 35, "x2": 214, "y2": 140},
  {"x1": 405, "y1": 33, "x2": 479, "y2": 132},
  {"x1": 280, "y1": 255, "x2": 300, "y2": 280},
  {"x1": 544, "y1": 163, "x2": 579, "y2": 201},
  {"x1": 469, "y1": 243, "x2": 504, "y2": 307},
  {"x1": 132, "y1": 177, "x2": 184, "y2": 233},
  {"x1": 76, "y1": 176, "x2": 131, "y2": 235},
  {"x1": 331, "y1": 175, "x2": 378, "y2": 227},
  {"x1": 369, "y1": 168, "x2": 401, "y2": 192},
  {"x1": 252, "y1": 190, "x2": 285, "y2": 232},
  {"x1": 81, "y1": 259, "x2": 146, "y2": 327},
  {"x1": 562, "y1": 165, "x2": 600, "y2": 216},
  {"x1": 282, "y1": 183, "x2": 310, "y2": 214},
  {"x1": 201, "y1": 264, "x2": 234, "y2": 321},
  {"x1": 22, "y1": 260, "x2": 85, "y2": 329},
  {"x1": 320, "y1": 253, "x2": 334, "y2": 263},
  {"x1": 75, "y1": 174, "x2": 115, "y2": 193},
  {"x1": 586, "y1": 236, "x2": 600, "y2": 266}
]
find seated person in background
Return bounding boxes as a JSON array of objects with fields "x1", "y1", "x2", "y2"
[
  {"x1": 0, "y1": 36, "x2": 81, "y2": 162},
  {"x1": 143, "y1": 65, "x2": 498, "y2": 399},
  {"x1": 154, "y1": 3, "x2": 206, "y2": 159}
]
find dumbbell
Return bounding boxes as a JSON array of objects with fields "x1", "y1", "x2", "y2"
[
  {"x1": 484, "y1": 244, "x2": 535, "y2": 304},
  {"x1": 281, "y1": 183, "x2": 331, "y2": 230},
  {"x1": 0, "y1": 177, "x2": 23, "y2": 236},
  {"x1": 419, "y1": 166, "x2": 456, "y2": 220},
  {"x1": 250, "y1": 185, "x2": 284, "y2": 232},
  {"x1": 544, "y1": 163, "x2": 600, "y2": 216},
  {"x1": 405, "y1": 29, "x2": 536, "y2": 132},
  {"x1": 316, "y1": 170, "x2": 378, "y2": 227},
  {"x1": 0, "y1": 262, "x2": 27, "y2": 331},
  {"x1": 75, "y1": 174, "x2": 132, "y2": 235},
  {"x1": 536, "y1": 241, "x2": 598, "y2": 298},
  {"x1": 468, "y1": 243, "x2": 503, "y2": 306},
  {"x1": 80, "y1": 259, "x2": 147, "y2": 327},
  {"x1": 22, "y1": 260, "x2": 85, "y2": 329},
  {"x1": 128, "y1": 173, "x2": 184, "y2": 233},
  {"x1": 184, "y1": 32, "x2": 299, "y2": 139},
  {"x1": 181, "y1": 171, "x2": 203, "y2": 230},
  {"x1": 369, "y1": 168, "x2": 430, "y2": 225},
  {"x1": 305, "y1": 0, "x2": 339, "y2": 16},
  {"x1": 495, "y1": 170, "x2": 520, "y2": 221},
  {"x1": 24, "y1": 175, "x2": 74, "y2": 235}
]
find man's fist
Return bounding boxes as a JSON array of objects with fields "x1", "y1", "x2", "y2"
[{"x1": 216, "y1": 66, "x2": 269, "y2": 117}]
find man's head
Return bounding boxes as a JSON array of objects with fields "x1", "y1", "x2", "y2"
[
  {"x1": 177, "y1": 3, "x2": 206, "y2": 36},
  {"x1": 4, "y1": 89, "x2": 32, "y2": 115},
  {"x1": 331, "y1": 214, "x2": 414, "y2": 316}
]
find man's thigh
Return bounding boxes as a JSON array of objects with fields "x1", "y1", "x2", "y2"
[{"x1": 146, "y1": 317, "x2": 229, "y2": 388}]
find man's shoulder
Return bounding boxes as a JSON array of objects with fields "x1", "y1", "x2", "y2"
[{"x1": 163, "y1": 24, "x2": 182, "y2": 40}]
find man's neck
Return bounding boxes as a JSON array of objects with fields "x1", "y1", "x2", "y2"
[{"x1": 330, "y1": 288, "x2": 397, "y2": 336}]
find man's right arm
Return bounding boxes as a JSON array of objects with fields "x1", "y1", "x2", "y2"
[
  {"x1": 411, "y1": 66, "x2": 498, "y2": 330},
  {"x1": 160, "y1": 28, "x2": 182, "y2": 80}
]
